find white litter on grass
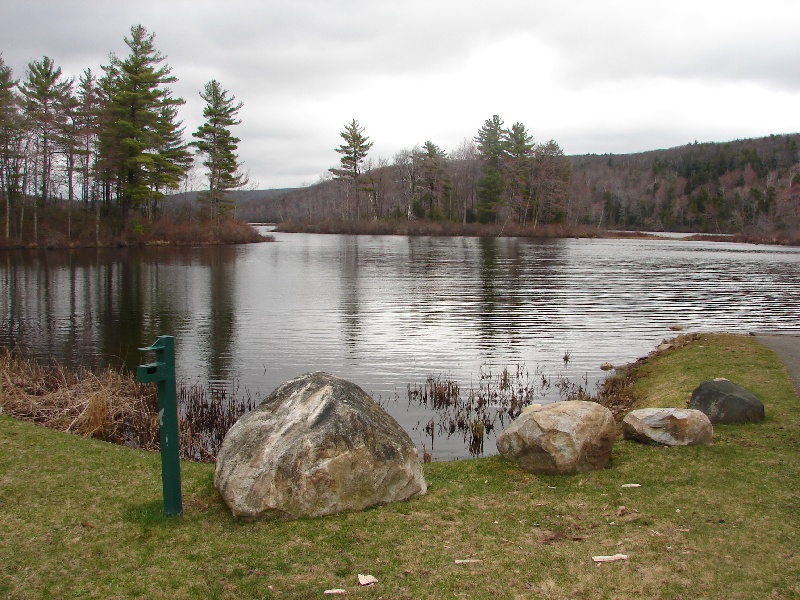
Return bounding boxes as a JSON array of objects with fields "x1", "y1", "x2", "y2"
[
  {"x1": 455, "y1": 559, "x2": 483, "y2": 564},
  {"x1": 621, "y1": 483, "x2": 641, "y2": 488},
  {"x1": 358, "y1": 574, "x2": 378, "y2": 586},
  {"x1": 323, "y1": 589, "x2": 347, "y2": 595},
  {"x1": 592, "y1": 554, "x2": 629, "y2": 563}
]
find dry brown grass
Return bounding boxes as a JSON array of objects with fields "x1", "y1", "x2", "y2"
[
  {"x1": 593, "y1": 333, "x2": 705, "y2": 421},
  {"x1": 0, "y1": 348, "x2": 161, "y2": 450},
  {"x1": 0, "y1": 348, "x2": 254, "y2": 462}
]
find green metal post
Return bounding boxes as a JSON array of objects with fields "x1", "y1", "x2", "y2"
[{"x1": 136, "y1": 336, "x2": 182, "y2": 517}]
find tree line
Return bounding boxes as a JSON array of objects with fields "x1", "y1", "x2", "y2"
[
  {"x1": 323, "y1": 115, "x2": 573, "y2": 226},
  {"x1": 0, "y1": 25, "x2": 245, "y2": 245},
  {"x1": 257, "y1": 128, "x2": 799, "y2": 237}
]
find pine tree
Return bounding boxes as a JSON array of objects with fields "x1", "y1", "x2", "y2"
[
  {"x1": 19, "y1": 56, "x2": 72, "y2": 207},
  {"x1": 150, "y1": 101, "x2": 192, "y2": 218},
  {"x1": 330, "y1": 119, "x2": 373, "y2": 219},
  {"x1": 530, "y1": 140, "x2": 571, "y2": 226},
  {"x1": 191, "y1": 79, "x2": 246, "y2": 230},
  {"x1": 475, "y1": 115, "x2": 507, "y2": 170},
  {"x1": 75, "y1": 69, "x2": 101, "y2": 206},
  {"x1": 474, "y1": 115, "x2": 508, "y2": 223},
  {"x1": 101, "y1": 24, "x2": 188, "y2": 224},
  {"x1": 0, "y1": 55, "x2": 22, "y2": 240},
  {"x1": 504, "y1": 122, "x2": 534, "y2": 223},
  {"x1": 418, "y1": 141, "x2": 450, "y2": 219}
]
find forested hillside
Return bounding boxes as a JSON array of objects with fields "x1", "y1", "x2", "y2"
[
  {"x1": 240, "y1": 133, "x2": 800, "y2": 236},
  {"x1": 571, "y1": 134, "x2": 800, "y2": 233}
]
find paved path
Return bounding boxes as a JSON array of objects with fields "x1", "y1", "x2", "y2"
[{"x1": 756, "y1": 334, "x2": 800, "y2": 397}]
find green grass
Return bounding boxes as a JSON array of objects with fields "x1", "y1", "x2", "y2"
[{"x1": 1, "y1": 333, "x2": 799, "y2": 599}]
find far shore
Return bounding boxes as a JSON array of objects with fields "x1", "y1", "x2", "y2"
[
  {"x1": 273, "y1": 218, "x2": 800, "y2": 246},
  {"x1": 0, "y1": 211, "x2": 272, "y2": 251}
]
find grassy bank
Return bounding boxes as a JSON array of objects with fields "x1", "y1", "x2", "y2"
[{"x1": 1, "y1": 333, "x2": 799, "y2": 598}]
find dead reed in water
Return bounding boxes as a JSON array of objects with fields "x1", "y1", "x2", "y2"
[
  {"x1": 180, "y1": 381, "x2": 255, "y2": 461},
  {"x1": 0, "y1": 348, "x2": 254, "y2": 462},
  {"x1": 0, "y1": 348, "x2": 161, "y2": 451},
  {"x1": 407, "y1": 363, "x2": 589, "y2": 457}
]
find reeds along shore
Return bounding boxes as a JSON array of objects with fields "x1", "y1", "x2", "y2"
[
  {"x1": 0, "y1": 348, "x2": 639, "y2": 461},
  {"x1": 0, "y1": 349, "x2": 253, "y2": 462}
]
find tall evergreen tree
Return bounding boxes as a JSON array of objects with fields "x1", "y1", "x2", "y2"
[
  {"x1": 101, "y1": 24, "x2": 188, "y2": 223},
  {"x1": 504, "y1": 122, "x2": 534, "y2": 223},
  {"x1": 19, "y1": 56, "x2": 72, "y2": 207},
  {"x1": 474, "y1": 115, "x2": 508, "y2": 223},
  {"x1": 418, "y1": 140, "x2": 450, "y2": 218},
  {"x1": 191, "y1": 79, "x2": 246, "y2": 229},
  {"x1": 0, "y1": 55, "x2": 22, "y2": 240},
  {"x1": 75, "y1": 69, "x2": 101, "y2": 206},
  {"x1": 475, "y1": 114, "x2": 507, "y2": 170},
  {"x1": 330, "y1": 118, "x2": 373, "y2": 219},
  {"x1": 151, "y1": 101, "x2": 192, "y2": 218}
]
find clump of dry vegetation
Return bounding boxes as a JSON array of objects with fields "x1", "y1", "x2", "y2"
[
  {"x1": 0, "y1": 348, "x2": 161, "y2": 450},
  {"x1": 0, "y1": 348, "x2": 252, "y2": 461}
]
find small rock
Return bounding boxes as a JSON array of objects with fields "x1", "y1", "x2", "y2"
[{"x1": 600, "y1": 362, "x2": 615, "y2": 371}]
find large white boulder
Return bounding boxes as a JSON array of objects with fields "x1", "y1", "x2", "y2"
[
  {"x1": 214, "y1": 372, "x2": 427, "y2": 520},
  {"x1": 623, "y1": 407, "x2": 713, "y2": 446},
  {"x1": 496, "y1": 400, "x2": 616, "y2": 475}
]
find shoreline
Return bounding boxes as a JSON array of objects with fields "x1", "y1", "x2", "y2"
[
  {"x1": 274, "y1": 218, "x2": 800, "y2": 246},
  {"x1": 2, "y1": 331, "x2": 798, "y2": 597}
]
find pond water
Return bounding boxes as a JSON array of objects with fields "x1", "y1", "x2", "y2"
[{"x1": 2, "y1": 230, "x2": 799, "y2": 459}]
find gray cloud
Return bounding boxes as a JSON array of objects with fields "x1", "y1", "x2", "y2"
[{"x1": 3, "y1": 0, "x2": 799, "y2": 188}]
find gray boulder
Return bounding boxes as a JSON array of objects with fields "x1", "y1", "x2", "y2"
[
  {"x1": 623, "y1": 408, "x2": 713, "y2": 446},
  {"x1": 688, "y1": 378, "x2": 765, "y2": 424},
  {"x1": 214, "y1": 372, "x2": 427, "y2": 521},
  {"x1": 496, "y1": 400, "x2": 616, "y2": 475}
]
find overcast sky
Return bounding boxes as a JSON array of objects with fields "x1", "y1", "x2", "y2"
[{"x1": 3, "y1": 0, "x2": 799, "y2": 189}]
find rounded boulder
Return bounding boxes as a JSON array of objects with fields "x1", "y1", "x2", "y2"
[
  {"x1": 623, "y1": 407, "x2": 713, "y2": 446},
  {"x1": 688, "y1": 378, "x2": 765, "y2": 424},
  {"x1": 214, "y1": 372, "x2": 427, "y2": 520},
  {"x1": 496, "y1": 400, "x2": 616, "y2": 475}
]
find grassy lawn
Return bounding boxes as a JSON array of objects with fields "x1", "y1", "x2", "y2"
[{"x1": 1, "y1": 333, "x2": 799, "y2": 599}]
